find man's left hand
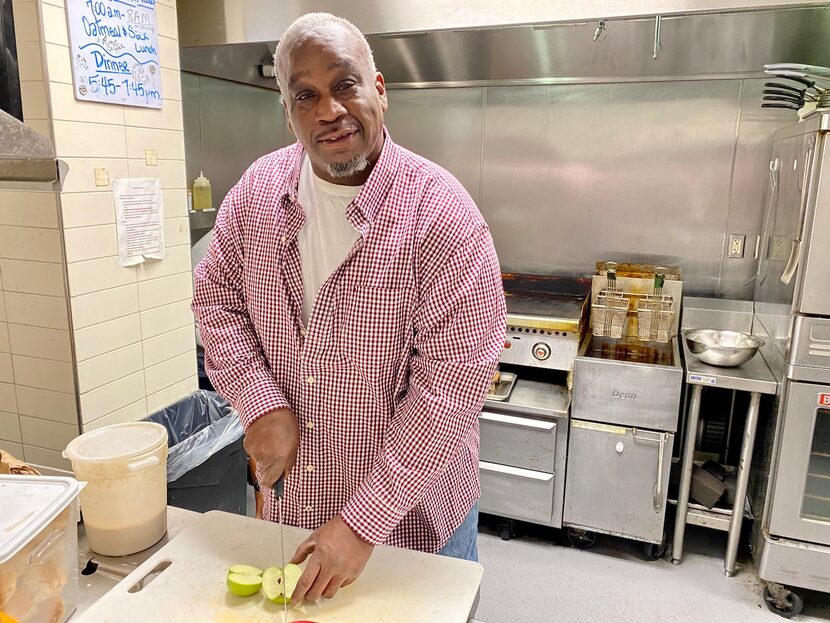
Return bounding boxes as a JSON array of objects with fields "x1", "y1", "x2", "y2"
[{"x1": 290, "y1": 516, "x2": 374, "y2": 603}]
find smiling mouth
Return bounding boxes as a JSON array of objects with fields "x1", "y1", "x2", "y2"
[{"x1": 317, "y1": 129, "x2": 358, "y2": 145}]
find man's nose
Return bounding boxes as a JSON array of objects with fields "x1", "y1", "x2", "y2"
[{"x1": 316, "y1": 93, "x2": 346, "y2": 123}]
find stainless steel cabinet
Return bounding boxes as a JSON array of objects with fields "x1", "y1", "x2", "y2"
[
  {"x1": 479, "y1": 410, "x2": 557, "y2": 472},
  {"x1": 479, "y1": 461, "x2": 556, "y2": 524},
  {"x1": 564, "y1": 420, "x2": 673, "y2": 544}
]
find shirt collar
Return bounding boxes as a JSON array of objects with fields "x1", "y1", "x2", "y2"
[{"x1": 281, "y1": 127, "x2": 400, "y2": 226}]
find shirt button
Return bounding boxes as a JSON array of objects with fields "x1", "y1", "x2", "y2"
[
  {"x1": 306, "y1": 464, "x2": 314, "y2": 472},
  {"x1": 306, "y1": 420, "x2": 314, "y2": 430},
  {"x1": 304, "y1": 505, "x2": 313, "y2": 512},
  {"x1": 300, "y1": 328, "x2": 308, "y2": 336},
  {"x1": 281, "y1": 235, "x2": 287, "y2": 243},
  {"x1": 306, "y1": 376, "x2": 315, "y2": 385}
]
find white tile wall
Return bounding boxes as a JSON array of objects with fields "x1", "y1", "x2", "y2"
[
  {"x1": 0, "y1": 382, "x2": 19, "y2": 412},
  {"x1": 124, "y1": 99, "x2": 184, "y2": 132},
  {"x1": 20, "y1": 415, "x2": 78, "y2": 451},
  {"x1": 147, "y1": 376, "x2": 198, "y2": 414},
  {"x1": 138, "y1": 272, "x2": 193, "y2": 311},
  {"x1": 20, "y1": 80, "x2": 49, "y2": 121},
  {"x1": 53, "y1": 121, "x2": 128, "y2": 159},
  {"x1": 164, "y1": 217, "x2": 191, "y2": 247},
  {"x1": 0, "y1": 259, "x2": 66, "y2": 296},
  {"x1": 137, "y1": 245, "x2": 190, "y2": 281},
  {"x1": 127, "y1": 159, "x2": 187, "y2": 190},
  {"x1": 16, "y1": 41, "x2": 44, "y2": 82},
  {"x1": 44, "y1": 43, "x2": 72, "y2": 85},
  {"x1": 84, "y1": 398, "x2": 148, "y2": 431},
  {"x1": 60, "y1": 191, "x2": 116, "y2": 228},
  {"x1": 67, "y1": 255, "x2": 137, "y2": 297},
  {"x1": 63, "y1": 225, "x2": 118, "y2": 263},
  {"x1": 15, "y1": 386, "x2": 78, "y2": 424},
  {"x1": 1, "y1": 442, "x2": 24, "y2": 460},
  {"x1": 155, "y1": 3, "x2": 177, "y2": 39},
  {"x1": 7, "y1": 325, "x2": 72, "y2": 361},
  {"x1": 144, "y1": 351, "x2": 196, "y2": 395},
  {"x1": 143, "y1": 325, "x2": 196, "y2": 368},
  {"x1": 12, "y1": 355, "x2": 75, "y2": 393},
  {"x1": 0, "y1": 191, "x2": 58, "y2": 228},
  {"x1": 4, "y1": 293, "x2": 69, "y2": 329},
  {"x1": 140, "y1": 299, "x2": 194, "y2": 339},
  {"x1": 0, "y1": 410, "x2": 21, "y2": 443},
  {"x1": 23, "y1": 445, "x2": 72, "y2": 470},
  {"x1": 50, "y1": 82, "x2": 126, "y2": 125},
  {"x1": 158, "y1": 36, "x2": 180, "y2": 71},
  {"x1": 161, "y1": 68, "x2": 181, "y2": 101},
  {"x1": 71, "y1": 283, "x2": 139, "y2": 329},
  {"x1": 0, "y1": 353, "x2": 13, "y2": 384},
  {"x1": 163, "y1": 189, "x2": 189, "y2": 218},
  {"x1": 40, "y1": 2, "x2": 69, "y2": 47},
  {"x1": 25, "y1": 119, "x2": 52, "y2": 141},
  {"x1": 76, "y1": 343, "x2": 143, "y2": 394},
  {"x1": 12, "y1": 2, "x2": 38, "y2": 43},
  {"x1": 125, "y1": 127, "x2": 186, "y2": 160},
  {"x1": 80, "y1": 371, "x2": 145, "y2": 424},
  {"x1": 58, "y1": 158, "x2": 130, "y2": 194},
  {"x1": 73, "y1": 313, "x2": 142, "y2": 361},
  {"x1": 0, "y1": 226, "x2": 63, "y2": 262},
  {"x1": 0, "y1": 322, "x2": 8, "y2": 352}
]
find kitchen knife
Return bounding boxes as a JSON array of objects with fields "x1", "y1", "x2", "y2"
[{"x1": 273, "y1": 476, "x2": 288, "y2": 621}]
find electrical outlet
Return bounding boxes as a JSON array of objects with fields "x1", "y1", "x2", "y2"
[
  {"x1": 770, "y1": 236, "x2": 790, "y2": 261},
  {"x1": 728, "y1": 234, "x2": 746, "y2": 259}
]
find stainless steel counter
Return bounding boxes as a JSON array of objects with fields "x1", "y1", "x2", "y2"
[
  {"x1": 72, "y1": 506, "x2": 201, "y2": 620},
  {"x1": 483, "y1": 378, "x2": 570, "y2": 420},
  {"x1": 682, "y1": 339, "x2": 777, "y2": 395}
]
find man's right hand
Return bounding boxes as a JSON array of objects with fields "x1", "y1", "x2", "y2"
[{"x1": 243, "y1": 408, "x2": 300, "y2": 489}]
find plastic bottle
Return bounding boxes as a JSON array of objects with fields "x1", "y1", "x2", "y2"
[{"x1": 192, "y1": 171, "x2": 212, "y2": 211}]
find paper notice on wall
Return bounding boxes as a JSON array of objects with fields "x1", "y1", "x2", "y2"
[{"x1": 113, "y1": 178, "x2": 165, "y2": 266}]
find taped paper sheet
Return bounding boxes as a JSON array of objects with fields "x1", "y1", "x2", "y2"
[{"x1": 113, "y1": 177, "x2": 165, "y2": 266}]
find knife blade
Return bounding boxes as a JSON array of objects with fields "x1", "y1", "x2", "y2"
[{"x1": 273, "y1": 476, "x2": 287, "y2": 622}]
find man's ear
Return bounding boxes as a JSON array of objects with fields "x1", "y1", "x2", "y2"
[{"x1": 375, "y1": 72, "x2": 388, "y2": 112}]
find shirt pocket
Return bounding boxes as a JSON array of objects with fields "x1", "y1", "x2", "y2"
[{"x1": 340, "y1": 285, "x2": 415, "y2": 378}]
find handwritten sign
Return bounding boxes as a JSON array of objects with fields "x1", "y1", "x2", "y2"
[{"x1": 66, "y1": 0, "x2": 163, "y2": 108}]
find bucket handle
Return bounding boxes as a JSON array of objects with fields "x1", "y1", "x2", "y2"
[{"x1": 126, "y1": 455, "x2": 161, "y2": 473}]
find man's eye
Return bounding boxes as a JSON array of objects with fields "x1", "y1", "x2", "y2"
[
  {"x1": 296, "y1": 92, "x2": 313, "y2": 101},
  {"x1": 337, "y1": 81, "x2": 355, "y2": 91}
]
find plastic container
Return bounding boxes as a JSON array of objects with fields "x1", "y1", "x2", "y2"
[
  {"x1": 63, "y1": 422, "x2": 168, "y2": 556},
  {"x1": 0, "y1": 475, "x2": 81, "y2": 623},
  {"x1": 192, "y1": 171, "x2": 212, "y2": 210},
  {"x1": 146, "y1": 390, "x2": 246, "y2": 515}
]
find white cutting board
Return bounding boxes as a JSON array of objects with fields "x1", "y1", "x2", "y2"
[{"x1": 77, "y1": 510, "x2": 482, "y2": 623}]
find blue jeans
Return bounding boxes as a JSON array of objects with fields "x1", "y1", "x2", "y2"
[{"x1": 437, "y1": 502, "x2": 479, "y2": 562}]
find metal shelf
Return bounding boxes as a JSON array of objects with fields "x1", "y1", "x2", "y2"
[
  {"x1": 668, "y1": 498, "x2": 753, "y2": 532},
  {"x1": 189, "y1": 209, "x2": 217, "y2": 231}
]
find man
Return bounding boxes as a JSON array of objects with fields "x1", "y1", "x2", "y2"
[{"x1": 192, "y1": 12, "x2": 505, "y2": 604}]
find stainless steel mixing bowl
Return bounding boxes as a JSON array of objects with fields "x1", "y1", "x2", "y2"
[{"x1": 683, "y1": 329, "x2": 765, "y2": 367}]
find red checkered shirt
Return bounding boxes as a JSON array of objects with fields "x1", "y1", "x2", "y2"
[{"x1": 192, "y1": 131, "x2": 505, "y2": 552}]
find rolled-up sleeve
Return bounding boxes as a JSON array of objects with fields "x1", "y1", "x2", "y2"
[
  {"x1": 340, "y1": 224, "x2": 505, "y2": 544},
  {"x1": 192, "y1": 174, "x2": 291, "y2": 429}
]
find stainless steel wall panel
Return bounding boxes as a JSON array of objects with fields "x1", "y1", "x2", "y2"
[
  {"x1": 195, "y1": 75, "x2": 286, "y2": 206},
  {"x1": 719, "y1": 79, "x2": 794, "y2": 299},
  {"x1": 384, "y1": 88, "x2": 484, "y2": 205},
  {"x1": 181, "y1": 72, "x2": 203, "y2": 195},
  {"x1": 479, "y1": 81, "x2": 740, "y2": 292}
]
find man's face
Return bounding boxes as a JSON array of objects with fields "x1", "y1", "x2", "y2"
[{"x1": 282, "y1": 29, "x2": 388, "y2": 185}]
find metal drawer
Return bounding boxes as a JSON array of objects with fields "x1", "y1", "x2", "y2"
[
  {"x1": 479, "y1": 411, "x2": 557, "y2": 473},
  {"x1": 479, "y1": 461, "x2": 555, "y2": 524},
  {"x1": 564, "y1": 420, "x2": 673, "y2": 544}
]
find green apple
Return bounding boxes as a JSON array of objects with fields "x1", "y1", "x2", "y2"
[
  {"x1": 227, "y1": 564, "x2": 263, "y2": 577},
  {"x1": 226, "y1": 572, "x2": 262, "y2": 597},
  {"x1": 261, "y1": 566, "x2": 284, "y2": 603},
  {"x1": 282, "y1": 563, "x2": 302, "y2": 601}
]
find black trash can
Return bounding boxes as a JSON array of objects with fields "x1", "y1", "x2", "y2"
[{"x1": 146, "y1": 390, "x2": 247, "y2": 515}]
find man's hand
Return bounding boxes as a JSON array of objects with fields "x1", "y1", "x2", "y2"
[
  {"x1": 243, "y1": 408, "x2": 299, "y2": 489},
  {"x1": 290, "y1": 516, "x2": 374, "y2": 603}
]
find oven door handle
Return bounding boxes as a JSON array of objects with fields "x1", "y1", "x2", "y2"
[
  {"x1": 480, "y1": 411, "x2": 556, "y2": 431},
  {"x1": 633, "y1": 428, "x2": 670, "y2": 513}
]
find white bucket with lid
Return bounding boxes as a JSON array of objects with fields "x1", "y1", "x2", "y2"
[{"x1": 64, "y1": 422, "x2": 168, "y2": 556}]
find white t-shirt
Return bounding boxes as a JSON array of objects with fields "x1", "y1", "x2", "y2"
[{"x1": 296, "y1": 155, "x2": 362, "y2": 325}]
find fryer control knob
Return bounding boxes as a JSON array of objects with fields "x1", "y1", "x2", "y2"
[
  {"x1": 616, "y1": 442, "x2": 625, "y2": 454},
  {"x1": 532, "y1": 343, "x2": 551, "y2": 361}
]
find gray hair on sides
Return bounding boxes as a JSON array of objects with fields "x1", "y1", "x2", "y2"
[{"x1": 273, "y1": 12, "x2": 377, "y2": 96}]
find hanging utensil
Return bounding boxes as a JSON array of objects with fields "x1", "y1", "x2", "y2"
[
  {"x1": 761, "y1": 103, "x2": 801, "y2": 111},
  {"x1": 764, "y1": 63, "x2": 830, "y2": 78},
  {"x1": 763, "y1": 95, "x2": 804, "y2": 106}
]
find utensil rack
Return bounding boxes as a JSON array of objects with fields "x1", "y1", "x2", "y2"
[{"x1": 590, "y1": 262, "x2": 681, "y2": 343}]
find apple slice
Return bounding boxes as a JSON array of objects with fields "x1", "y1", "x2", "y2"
[
  {"x1": 282, "y1": 563, "x2": 302, "y2": 602},
  {"x1": 226, "y1": 572, "x2": 262, "y2": 597},
  {"x1": 228, "y1": 564, "x2": 263, "y2": 576},
  {"x1": 261, "y1": 566, "x2": 284, "y2": 603}
]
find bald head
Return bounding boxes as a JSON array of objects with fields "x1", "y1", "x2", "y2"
[{"x1": 274, "y1": 13, "x2": 376, "y2": 95}]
